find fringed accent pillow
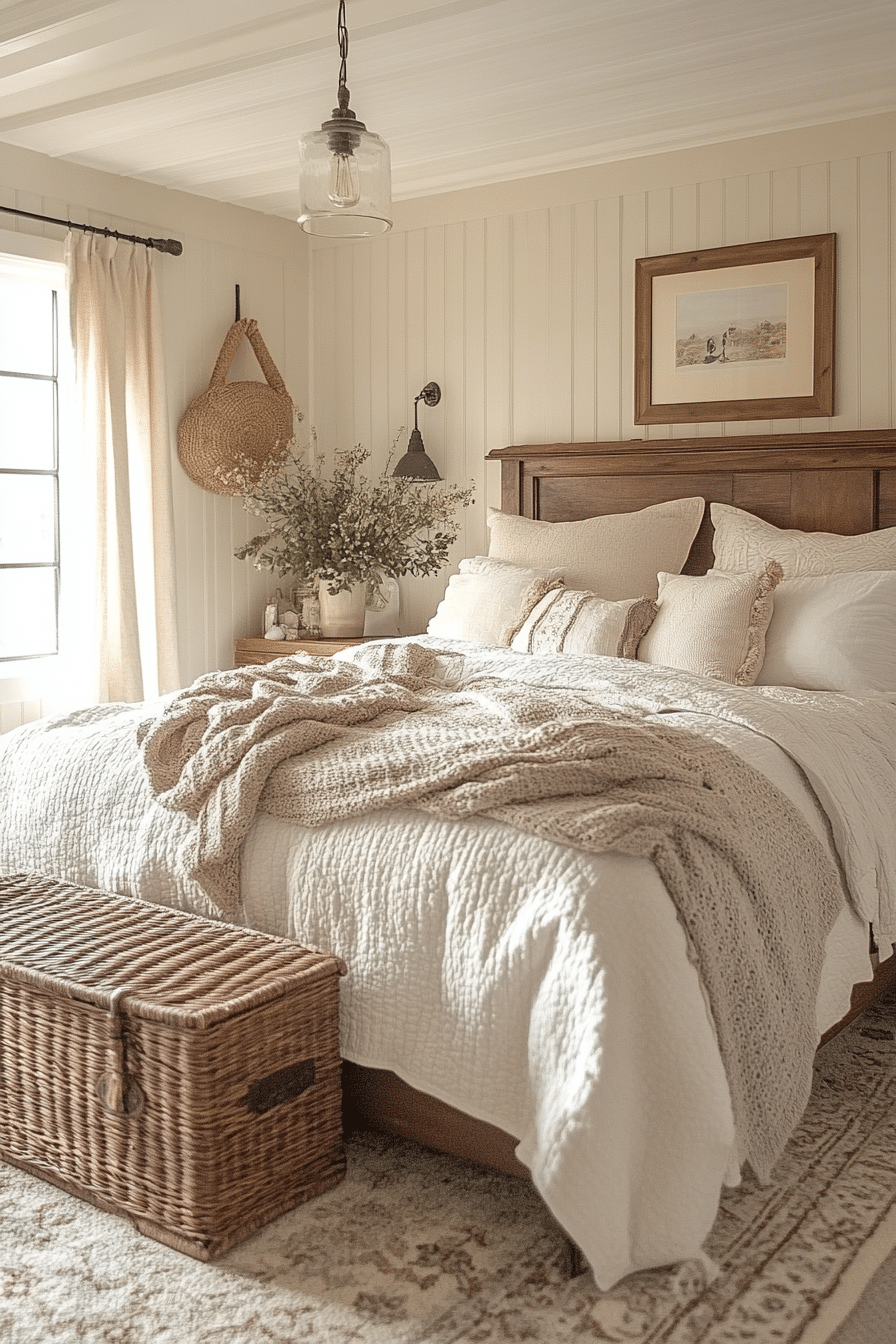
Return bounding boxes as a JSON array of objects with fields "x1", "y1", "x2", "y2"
[
  {"x1": 637, "y1": 562, "x2": 783, "y2": 686},
  {"x1": 511, "y1": 589, "x2": 658, "y2": 659},
  {"x1": 426, "y1": 557, "x2": 564, "y2": 647}
]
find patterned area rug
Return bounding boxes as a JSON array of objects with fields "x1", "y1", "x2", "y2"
[{"x1": 2, "y1": 984, "x2": 895, "y2": 1344}]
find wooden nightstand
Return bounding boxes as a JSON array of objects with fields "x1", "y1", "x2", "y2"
[{"x1": 235, "y1": 636, "x2": 373, "y2": 667}]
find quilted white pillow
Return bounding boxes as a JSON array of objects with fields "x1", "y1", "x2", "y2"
[
  {"x1": 637, "y1": 563, "x2": 782, "y2": 686},
  {"x1": 426, "y1": 556, "x2": 563, "y2": 646},
  {"x1": 487, "y1": 498, "x2": 705, "y2": 600},
  {"x1": 711, "y1": 502, "x2": 896, "y2": 577},
  {"x1": 757, "y1": 570, "x2": 896, "y2": 693},
  {"x1": 511, "y1": 589, "x2": 658, "y2": 659}
]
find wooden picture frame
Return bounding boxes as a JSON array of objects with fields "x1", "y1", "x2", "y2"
[{"x1": 634, "y1": 234, "x2": 835, "y2": 424}]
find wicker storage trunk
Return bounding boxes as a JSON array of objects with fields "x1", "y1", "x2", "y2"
[{"x1": 0, "y1": 873, "x2": 346, "y2": 1260}]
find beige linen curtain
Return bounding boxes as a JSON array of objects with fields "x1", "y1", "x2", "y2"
[{"x1": 66, "y1": 232, "x2": 180, "y2": 703}]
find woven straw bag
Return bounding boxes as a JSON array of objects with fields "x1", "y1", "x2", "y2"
[{"x1": 178, "y1": 318, "x2": 298, "y2": 495}]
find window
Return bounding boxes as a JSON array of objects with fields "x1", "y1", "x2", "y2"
[
  {"x1": 0, "y1": 262, "x2": 60, "y2": 660},
  {"x1": 0, "y1": 242, "x2": 70, "y2": 672}
]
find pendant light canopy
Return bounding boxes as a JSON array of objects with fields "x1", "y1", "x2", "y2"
[{"x1": 298, "y1": 0, "x2": 392, "y2": 238}]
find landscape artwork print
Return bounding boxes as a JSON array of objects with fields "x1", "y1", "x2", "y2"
[
  {"x1": 675, "y1": 283, "x2": 788, "y2": 369},
  {"x1": 634, "y1": 234, "x2": 834, "y2": 423}
]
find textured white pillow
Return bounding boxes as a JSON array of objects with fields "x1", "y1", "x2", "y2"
[
  {"x1": 637, "y1": 563, "x2": 782, "y2": 685},
  {"x1": 426, "y1": 556, "x2": 563, "y2": 646},
  {"x1": 487, "y1": 498, "x2": 705, "y2": 600},
  {"x1": 511, "y1": 589, "x2": 658, "y2": 659},
  {"x1": 757, "y1": 570, "x2": 896, "y2": 693},
  {"x1": 711, "y1": 502, "x2": 896, "y2": 577}
]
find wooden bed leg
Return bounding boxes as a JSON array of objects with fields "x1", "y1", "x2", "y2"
[
  {"x1": 819, "y1": 949, "x2": 896, "y2": 1045},
  {"x1": 560, "y1": 1236, "x2": 588, "y2": 1279}
]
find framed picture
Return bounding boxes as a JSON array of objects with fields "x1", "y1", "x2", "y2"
[{"x1": 634, "y1": 234, "x2": 835, "y2": 424}]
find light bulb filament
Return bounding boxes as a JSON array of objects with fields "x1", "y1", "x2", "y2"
[{"x1": 328, "y1": 152, "x2": 361, "y2": 208}]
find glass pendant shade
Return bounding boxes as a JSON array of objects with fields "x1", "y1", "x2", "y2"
[{"x1": 298, "y1": 124, "x2": 392, "y2": 237}]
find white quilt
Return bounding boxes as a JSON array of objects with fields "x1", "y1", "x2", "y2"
[{"x1": 0, "y1": 639, "x2": 893, "y2": 1289}]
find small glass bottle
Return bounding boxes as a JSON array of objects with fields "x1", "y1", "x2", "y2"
[
  {"x1": 295, "y1": 581, "x2": 320, "y2": 638},
  {"x1": 304, "y1": 590, "x2": 321, "y2": 638}
]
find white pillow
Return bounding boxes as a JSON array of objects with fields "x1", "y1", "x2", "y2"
[
  {"x1": 511, "y1": 589, "x2": 657, "y2": 659},
  {"x1": 711, "y1": 502, "x2": 896, "y2": 577},
  {"x1": 637, "y1": 563, "x2": 782, "y2": 686},
  {"x1": 487, "y1": 498, "x2": 705, "y2": 600},
  {"x1": 757, "y1": 570, "x2": 896, "y2": 693},
  {"x1": 426, "y1": 556, "x2": 563, "y2": 646}
]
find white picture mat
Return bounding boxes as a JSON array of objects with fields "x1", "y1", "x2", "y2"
[{"x1": 651, "y1": 256, "x2": 815, "y2": 406}]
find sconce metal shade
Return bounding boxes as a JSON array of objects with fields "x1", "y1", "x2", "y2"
[
  {"x1": 393, "y1": 382, "x2": 442, "y2": 480},
  {"x1": 392, "y1": 427, "x2": 442, "y2": 480}
]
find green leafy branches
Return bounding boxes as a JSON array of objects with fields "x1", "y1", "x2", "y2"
[{"x1": 234, "y1": 440, "x2": 474, "y2": 594}]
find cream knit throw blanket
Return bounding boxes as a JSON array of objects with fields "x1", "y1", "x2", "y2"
[{"x1": 139, "y1": 642, "x2": 843, "y2": 1183}]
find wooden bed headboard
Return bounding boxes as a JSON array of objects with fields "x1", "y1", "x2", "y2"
[{"x1": 486, "y1": 428, "x2": 896, "y2": 575}]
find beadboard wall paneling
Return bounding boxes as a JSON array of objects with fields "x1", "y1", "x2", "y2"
[
  {"x1": 0, "y1": 700, "x2": 43, "y2": 735},
  {"x1": 310, "y1": 139, "x2": 894, "y2": 634},
  {"x1": 1, "y1": 123, "x2": 894, "y2": 728},
  {"x1": 0, "y1": 144, "x2": 309, "y2": 730},
  {"x1": 160, "y1": 236, "x2": 306, "y2": 689}
]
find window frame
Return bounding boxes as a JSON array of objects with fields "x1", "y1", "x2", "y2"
[{"x1": 0, "y1": 229, "x2": 72, "y2": 700}]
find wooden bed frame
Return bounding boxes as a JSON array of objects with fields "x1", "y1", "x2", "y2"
[{"x1": 342, "y1": 426, "x2": 896, "y2": 1176}]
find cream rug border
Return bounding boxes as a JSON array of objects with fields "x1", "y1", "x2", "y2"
[{"x1": 796, "y1": 1198, "x2": 896, "y2": 1344}]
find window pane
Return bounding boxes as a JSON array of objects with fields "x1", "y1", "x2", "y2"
[
  {"x1": 0, "y1": 474, "x2": 56, "y2": 562},
  {"x1": 0, "y1": 277, "x2": 54, "y2": 376},
  {"x1": 0, "y1": 375, "x2": 55, "y2": 469},
  {"x1": 0, "y1": 567, "x2": 57, "y2": 658}
]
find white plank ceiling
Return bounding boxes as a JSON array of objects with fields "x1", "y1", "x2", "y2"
[{"x1": 0, "y1": 0, "x2": 894, "y2": 219}]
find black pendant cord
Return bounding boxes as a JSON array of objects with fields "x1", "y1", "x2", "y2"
[
  {"x1": 337, "y1": 0, "x2": 350, "y2": 95},
  {"x1": 0, "y1": 204, "x2": 183, "y2": 255}
]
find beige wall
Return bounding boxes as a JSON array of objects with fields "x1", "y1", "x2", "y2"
[
  {"x1": 0, "y1": 141, "x2": 309, "y2": 729},
  {"x1": 2, "y1": 110, "x2": 895, "y2": 726},
  {"x1": 309, "y1": 111, "x2": 896, "y2": 636}
]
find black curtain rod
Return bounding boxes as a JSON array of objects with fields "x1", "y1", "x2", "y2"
[{"x1": 0, "y1": 204, "x2": 183, "y2": 255}]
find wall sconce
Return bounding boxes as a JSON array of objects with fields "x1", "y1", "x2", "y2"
[{"x1": 392, "y1": 382, "x2": 443, "y2": 480}]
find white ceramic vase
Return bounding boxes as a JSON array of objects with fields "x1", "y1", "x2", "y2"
[{"x1": 317, "y1": 579, "x2": 366, "y2": 638}]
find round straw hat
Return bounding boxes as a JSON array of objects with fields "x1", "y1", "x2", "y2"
[{"x1": 178, "y1": 318, "x2": 298, "y2": 495}]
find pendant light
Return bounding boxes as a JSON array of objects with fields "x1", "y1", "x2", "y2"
[{"x1": 297, "y1": 0, "x2": 392, "y2": 237}]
